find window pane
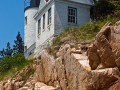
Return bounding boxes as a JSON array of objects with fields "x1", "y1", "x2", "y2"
[
  {"x1": 48, "y1": 8, "x2": 51, "y2": 25},
  {"x1": 38, "y1": 19, "x2": 41, "y2": 35},
  {"x1": 43, "y1": 14, "x2": 45, "y2": 29},
  {"x1": 68, "y1": 7, "x2": 77, "y2": 24},
  {"x1": 25, "y1": 16, "x2": 27, "y2": 25}
]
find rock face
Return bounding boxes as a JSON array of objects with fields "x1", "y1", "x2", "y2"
[
  {"x1": 109, "y1": 80, "x2": 120, "y2": 90},
  {"x1": 34, "y1": 82, "x2": 57, "y2": 90},
  {"x1": 33, "y1": 21, "x2": 120, "y2": 90},
  {"x1": 0, "y1": 65, "x2": 58, "y2": 90},
  {"x1": 34, "y1": 43, "x2": 120, "y2": 90},
  {"x1": 87, "y1": 21, "x2": 120, "y2": 69},
  {"x1": 0, "y1": 80, "x2": 58, "y2": 90},
  {"x1": 0, "y1": 21, "x2": 120, "y2": 90}
]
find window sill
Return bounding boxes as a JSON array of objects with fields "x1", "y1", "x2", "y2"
[{"x1": 68, "y1": 23, "x2": 78, "y2": 26}]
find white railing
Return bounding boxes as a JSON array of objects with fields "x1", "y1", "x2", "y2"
[{"x1": 24, "y1": 43, "x2": 36, "y2": 58}]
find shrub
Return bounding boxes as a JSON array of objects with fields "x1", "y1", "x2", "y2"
[
  {"x1": 12, "y1": 53, "x2": 27, "y2": 66},
  {"x1": 53, "y1": 17, "x2": 119, "y2": 46},
  {"x1": 91, "y1": 0, "x2": 120, "y2": 20},
  {"x1": 0, "y1": 53, "x2": 28, "y2": 74},
  {"x1": 51, "y1": 17, "x2": 119, "y2": 56}
]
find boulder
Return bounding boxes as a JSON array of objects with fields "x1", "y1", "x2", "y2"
[
  {"x1": 17, "y1": 87, "x2": 29, "y2": 90},
  {"x1": 2, "y1": 21, "x2": 119, "y2": 90},
  {"x1": 35, "y1": 82, "x2": 46, "y2": 90},
  {"x1": 87, "y1": 44, "x2": 100, "y2": 70},
  {"x1": 39, "y1": 86, "x2": 57, "y2": 90},
  {"x1": 87, "y1": 21, "x2": 120, "y2": 69},
  {"x1": 35, "y1": 42, "x2": 120, "y2": 90},
  {"x1": 14, "y1": 81, "x2": 24, "y2": 89},
  {"x1": 4, "y1": 80, "x2": 13, "y2": 90},
  {"x1": 109, "y1": 80, "x2": 120, "y2": 90},
  {"x1": 91, "y1": 67, "x2": 120, "y2": 89},
  {"x1": 0, "y1": 81, "x2": 4, "y2": 90},
  {"x1": 34, "y1": 82, "x2": 57, "y2": 90}
]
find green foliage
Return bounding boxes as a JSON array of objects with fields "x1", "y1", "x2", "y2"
[
  {"x1": 0, "y1": 53, "x2": 28, "y2": 74},
  {"x1": 0, "y1": 32, "x2": 24, "y2": 58},
  {"x1": 13, "y1": 32, "x2": 24, "y2": 54},
  {"x1": 19, "y1": 68, "x2": 35, "y2": 81},
  {"x1": 5, "y1": 42, "x2": 13, "y2": 56},
  {"x1": 0, "y1": 48, "x2": 6, "y2": 58},
  {"x1": 12, "y1": 53, "x2": 27, "y2": 66},
  {"x1": 109, "y1": 0, "x2": 120, "y2": 18},
  {"x1": 0, "y1": 53, "x2": 31, "y2": 80},
  {"x1": 49, "y1": 17, "x2": 119, "y2": 56},
  {"x1": 53, "y1": 17, "x2": 118, "y2": 46},
  {"x1": 0, "y1": 42, "x2": 13, "y2": 58},
  {"x1": 91, "y1": 0, "x2": 120, "y2": 20}
]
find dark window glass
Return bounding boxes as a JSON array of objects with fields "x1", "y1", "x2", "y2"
[
  {"x1": 68, "y1": 7, "x2": 77, "y2": 24},
  {"x1": 38, "y1": 19, "x2": 41, "y2": 35},
  {"x1": 43, "y1": 14, "x2": 45, "y2": 30},
  {"x1": 25, "y1": 16, "x2": 27, "y2": 25},
  {"x1": 48, "y1": 8, "x2": 51, "y2": 25}
]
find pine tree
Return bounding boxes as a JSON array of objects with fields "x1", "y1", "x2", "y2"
[
  {"x1": 90, "y1": 0, "x2": 115, "y2": 20},
  {"x1": 13, "y1": 32, "x2": 24, "y2": 54},
  {"x1": 0, "y1": 48, "x2": 6, "y2": 58},
  {"x1": 5, "y1": 42, "x2": 13, "y2": 56}
]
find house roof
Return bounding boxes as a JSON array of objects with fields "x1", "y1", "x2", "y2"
[
  {"x1": 34, "y1": 0, "x2": 94, "y2": 19},
  {"x1": 67, "y1": 0, "x2": 94, "y2": 6}
]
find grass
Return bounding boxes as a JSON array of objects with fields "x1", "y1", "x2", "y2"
[
  {"x1": 0, "y1": 53, "x2": 35, "y2": 81},
  {"x1": 0, "y1": 17, "x2": 119, "y2": 80},
  {"x1": 48, "y1": 17, "x2": 119, "y2": 56},
  {"x1": 19, "y1": 66, "x2": 35, "y2": 81},
  {"x1": 0, "y1": 61, "x2": 32, "y2": 80},
  {"x1": 53, "y1": 17, "x2": 119, "y2": 46}
]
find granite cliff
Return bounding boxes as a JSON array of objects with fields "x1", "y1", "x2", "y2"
[{"x1": 0, "y1": 21, "x2": 120, "y2": 90}]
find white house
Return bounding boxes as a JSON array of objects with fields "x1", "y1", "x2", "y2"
[{"x1": 24, "y1": 0, "x2": 94, "y2": 58}]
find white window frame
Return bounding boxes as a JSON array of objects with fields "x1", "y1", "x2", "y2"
[
  {"x1": 48, "y1": 8, "x2": 51, "y2": 25},
  {"x1": 38, "y1": 19, "x2": 41, "y2": 36},
  {"x1": 43, "y1": 14, "x2": 45, "y2": 31},
  {"x1": 25, "y1": 16, "x2": 27, "y2": 25},
  {"x1": 68, "y1": 7, "x2": 77, "y2": 24}
]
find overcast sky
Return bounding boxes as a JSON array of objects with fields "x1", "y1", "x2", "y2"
[{"x1": 0, "y1": 0, "x2": 24, "y2": 50}]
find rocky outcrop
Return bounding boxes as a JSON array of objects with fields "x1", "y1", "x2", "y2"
[
  {"x1": 0, "y1": 79, "x2": 58, "y2": 90},
  {"x1": 87, "y1": 21, "x2": 120, "y2": 69},
  {"x1": 34, "y1": 43, "x2": 120, "y2": 90},
  {"x1": 0, "y1": 21, "x2": 120, "y2": 90},
  {"x1": 0, "y1": 65, "x2": 58, "y2": 90},
  {"x1": 33, "y1": 21, "x2": 120, "y2": 90},
  {"x1": 109, "y1": 80, "x2": 120, "y2": 90}
]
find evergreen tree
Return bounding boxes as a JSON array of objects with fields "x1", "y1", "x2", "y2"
[
  {"x1": 109, "y1": 0, "x2": 120, "y2": 18},
  {"x1": 0, "y1": 48, "x2": 6, "y2": 58},
  {"x1": 5, "y1": 42, "x2": 13, "y2": 56},
  {"x1": 93, "y1": 0, "x2": 98, "y2": 4},
  {"x1": 90, "y1": 0, "x2": 115, "y2": 20},
  {"x1": 13, "y1": 32, "x2": 24, "y2": 54}
]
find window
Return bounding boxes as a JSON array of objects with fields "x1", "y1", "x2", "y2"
[
  {"x1": 43, "y1": 14, "x2": 45, "y2": 30},
  {"x1": 25, "y1": 16, "x2": 27, "y2": 25},
  {"x1": 48, "y1": 8, "x2": 51, "y2": 25},
  {"x1": 38, "y1": 19, "x2": 41, "y2": 35},
  {"x1": 24, "y1": 46, "x2": 27, "y2": 51},
  {"x1": 68, "y1": 7, "x2": 77, "y2": 24}
]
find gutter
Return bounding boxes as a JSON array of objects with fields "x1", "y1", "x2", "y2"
[{"x1": 34, "y1": 0, "x2": 94, "y2": 19}]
